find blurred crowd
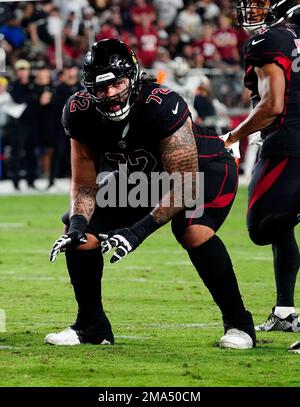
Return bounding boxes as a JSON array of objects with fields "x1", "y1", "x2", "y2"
[{"x1": 0, "y1": 0, "x2": 253, "y2": 190}]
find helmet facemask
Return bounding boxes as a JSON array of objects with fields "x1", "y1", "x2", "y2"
[
  {"x1": 82, "y1": 39, "x2": 140, "y2": 122},
  {"x1": 91, "y1": 73, "x2": 136, "y2": 121},
  {"x1": 237, "y1": 0, "x2": 273, "y2": 33},
  {"x1": 237, "y1": 0, "x2": 299, "y2": 34}
]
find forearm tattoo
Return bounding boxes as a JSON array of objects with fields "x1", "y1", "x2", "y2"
[
  {"x1": 151, "y1": 119, "x2": 199, "y2": 225},
  {"x1": 70, "y1": 186, "x2": 97, "y2": 222}
]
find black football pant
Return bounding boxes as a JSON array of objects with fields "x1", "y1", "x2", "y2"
[
  {"x1": 172, "y1": 158, "x2": 255, "y2": 340},
  {"x1": 247, "y1": 156, "x2": 300, "y2": 307}
]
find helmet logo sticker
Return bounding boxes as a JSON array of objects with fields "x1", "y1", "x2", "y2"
[{"x1": 96, "y1": 72, "x2": 116, "y2": 83}]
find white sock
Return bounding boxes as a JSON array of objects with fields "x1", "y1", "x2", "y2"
[{"x1": 274, "y1": 306, "x2": 295, "y2": 319}]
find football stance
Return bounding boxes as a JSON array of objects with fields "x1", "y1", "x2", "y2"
[{"x1": 47, "y1": 39, "x2": 255, "y2": 349}]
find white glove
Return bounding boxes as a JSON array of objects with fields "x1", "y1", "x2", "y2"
[
  {"x1": 99, "y1": 228, "x2": 140, "y2": 264},
  {"x1": 49, "y1": 232, "x2": 87, "y2": 262},
  {"x1": 219, "y1": 132, "x2": 240, "y2": 160},
  {"x1": 248, "y1": 131, "x2": 263, "y2": 147}
]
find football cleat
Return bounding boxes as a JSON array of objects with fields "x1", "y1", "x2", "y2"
[
  {"x1": 289, "y1": 341, "x2": 300, "y2": 353},
  {"x1": 219, "y1": 328, "x2": 253, "y2": 349},
  {"x1": 45, "y1": 327, "x2": 113, "y2": 346},
  {"x1": 45, "y1": 327, "x2": 80, "y2": 345},
  {"x1": 255, "y1": 310, "x2": 300, "y2": 332}
]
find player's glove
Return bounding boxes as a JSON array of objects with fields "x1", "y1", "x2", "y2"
[
  {"x1": 99, "y1": 228, "x2": 140, "y2": 264},
  {"x1": 220, "y1": 132, "x2": 240, "y2": 159},
  {"x1": 99, "y1": 215, "x2": 160, "y2": 264},
  {"x1": 49, "y1": 215, "x2": 88, "y2": 262},
  {"x1": 248, "y1": 131, "x2": 263, "y2": 147}
]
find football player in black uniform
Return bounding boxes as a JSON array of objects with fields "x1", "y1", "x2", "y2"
[
  {"x1": 46, "y1": 39, "x2": 255, "y2": 349},
  {"x1": 224, "y1": 1, "x2": 300, "y2": 348}
]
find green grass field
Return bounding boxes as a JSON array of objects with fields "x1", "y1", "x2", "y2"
[{"x1": 0, "y1": 188, "x2": 300, "y2": 387}]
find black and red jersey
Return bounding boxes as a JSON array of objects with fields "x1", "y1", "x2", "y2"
[
  {"x1": 62, "y1": 81, "x2": 230, "y2": 176},
  {"x1": 245, "y1": 23, "x2": 300, "y2": 157}
]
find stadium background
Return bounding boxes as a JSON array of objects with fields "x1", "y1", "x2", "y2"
[
  {"x1": 0, "y1": 0, "x2": 300, "y2": 390},
  {"x1": 0, "y1": 0, "x2": 260, "y2": 191}
]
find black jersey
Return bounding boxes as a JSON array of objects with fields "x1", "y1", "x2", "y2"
[
  {"x1": 62, "y1": 81, "x2": 230, "y2": 176},
  {"x1": 245, "y1": 23, "x2": 300, "y2": 157}
]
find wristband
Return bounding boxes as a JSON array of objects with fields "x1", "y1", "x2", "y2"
[
  {"x1": 69, "y1": 214, "x2": 88, "y2": 235},
  {"x1": 131, "y1": 214, "x2": 160, "y2": 243}
]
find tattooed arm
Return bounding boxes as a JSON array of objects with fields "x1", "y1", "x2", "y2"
[
  {"x1": 49, "y1": 139, "x2": 97, "y2": 262},
  {"x1": 70, "y1": 138, "x2": 97, "y2": 222},
  {"x1": 98, "y1": 117, "x2": 199, "y2": 264},
  {"x1": 151, "y1": 117, "x2": 199, "y2": 225}
]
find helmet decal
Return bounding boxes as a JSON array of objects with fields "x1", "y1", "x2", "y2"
[{"x1": 96, "y1": 72, "x2": 116, "y2": 83}]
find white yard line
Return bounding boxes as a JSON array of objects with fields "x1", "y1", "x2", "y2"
[
  {"x1": 117, "y1": 322, "x2": 220, "y2": 329},
  {"x1": 165, "y1": 261, "x2": 191, "y2": 266},
  {"x1": 115, "y1": 335, "x2": 150, "y2": 340},
  {"x1": 7, "y1": 321, "x2": 219, "y2": 330},
  {"x1": 0, "y1": 249, "x2": 49, "y2": 254},
  {"x1": 0, "y1": 275, "x2": 69, "y2": 281},
  {"x1": 251, "y1": 256, "x2": 272, "y2": 261},
  {"x1": 1, "y1": 248, "x2": 183, "y2": 255},
  {"x1": 0, "y1": 275, "x2": 196, "y2": 285},
  {"x1": 0, "y1": 272, "x2": 273, "y2": 287},
  {"x1": 120, "y1": 266, "x2": 153, "y2": 270},
  {"x1": 143, "y1": 323, "x2": 219, "y2": 328},
  {"x1": 0, "y1": 223, "x2": 26, "y2": 228}
]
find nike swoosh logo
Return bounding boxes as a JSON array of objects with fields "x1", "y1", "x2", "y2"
[
  {"x1": 251, "y1": 38, "x2": 265, "y2": 46},
  {"x1": 172, "y1": 102, "x2": 179, "y2": 115}
]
